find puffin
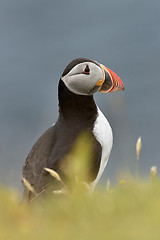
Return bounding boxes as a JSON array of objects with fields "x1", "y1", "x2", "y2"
[{"x1": 22, "y1": 58, "x2": 124, "y2": 200}]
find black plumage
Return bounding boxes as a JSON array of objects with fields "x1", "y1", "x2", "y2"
[
  {"x1": 23, "y1": 69, "x2": 102, "y2": 200},
  {"x1": 22, "y1": 57, "x2": 124, "y2": 201}
]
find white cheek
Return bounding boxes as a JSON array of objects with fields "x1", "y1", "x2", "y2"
[
  {"x1": 61, "y1": 62, "x2": 103, "y2": 95},
  {"x1": 91, "y1": 68, "x2": 103, "y2": 82},
  {"x1": 65, "y1": 75, "x2": 94, "y2": 95}
]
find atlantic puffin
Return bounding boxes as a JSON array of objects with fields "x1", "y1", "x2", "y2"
[{"x1": 22, "y1": 58, "x2": 124, "y2": 200}]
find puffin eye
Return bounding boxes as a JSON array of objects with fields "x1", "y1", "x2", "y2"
[{"x1": 83, "y1": 65, "x2": 90, "y2": 75}]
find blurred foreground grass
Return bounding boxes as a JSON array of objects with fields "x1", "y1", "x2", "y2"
[
  {"x1": 1, "y1": 135, "x2": 160, "y2": 240},
  {"x1": 1, "y1": 177, "x2": 160, "y2": 240}
]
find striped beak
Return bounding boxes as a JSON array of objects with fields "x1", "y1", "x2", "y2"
[{"x1": 99, "y1": 65, "x2": 124, "y2": 93}]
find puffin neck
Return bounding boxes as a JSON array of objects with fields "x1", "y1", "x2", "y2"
[{"x1": 58, "y1": 79, "x2": 98, "y2": 121}]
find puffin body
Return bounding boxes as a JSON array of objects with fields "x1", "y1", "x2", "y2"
[{"x1": 22, "y1": 58, "x2": 124, "y2": 200}]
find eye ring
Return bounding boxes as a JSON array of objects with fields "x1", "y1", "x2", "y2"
[{"x1": 83, "y1": 65, "x2": 90, "y2": 75}]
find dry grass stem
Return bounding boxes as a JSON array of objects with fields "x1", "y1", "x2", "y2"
[
  {"x1": 150, "y1": 166, "x2": 157, "y2": 182},
  {"x1": 22, "y1": 178, "x2": 36, "y2": 195},
  {"x1": 44, "y1": 168, "x2": 62, "y2": 182},
  {"x1": 136, "y1": 137, "x2": 142, "y2": 160}
]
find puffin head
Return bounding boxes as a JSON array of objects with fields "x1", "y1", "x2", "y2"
[{"x1": 61, "y1": 58, "x2": 124, "y2": 95}]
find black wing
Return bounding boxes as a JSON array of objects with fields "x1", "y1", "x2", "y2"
[
  {"x1": 22, "y1": 121, "x2": 102, "y2": 200},
  {"x1": 22, "y1": 125, "x2": 55, "y2": 200}
]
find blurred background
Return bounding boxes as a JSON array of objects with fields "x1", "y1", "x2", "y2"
[{"x1": 0, "y1": 0, "x2": 160, "y2": 189}]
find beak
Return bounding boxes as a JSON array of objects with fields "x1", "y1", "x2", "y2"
[{"x1": 98, "y1": 64, "x2": 125, "y2": 93}]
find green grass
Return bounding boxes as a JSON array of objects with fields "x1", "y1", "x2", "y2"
[
  {"x1": 1, "y1": 178, "x2": 160, "y2": 240},
  {"x1": 1, "y1": 136, "x2": 159, "y2": 240}
]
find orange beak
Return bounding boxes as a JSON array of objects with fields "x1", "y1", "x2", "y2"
[{"x1": 99, "y1": 64, "x2": 125, "y2": 93}]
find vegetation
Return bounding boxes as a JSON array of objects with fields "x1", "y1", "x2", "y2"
[
  {"x1": 1, "y1": 178, "x2": 160, "y2": 240},
  {"x1": 1, "y1": 136, "x2": 160, "y2": 240}
]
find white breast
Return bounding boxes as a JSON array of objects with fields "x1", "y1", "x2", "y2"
[{"x1": 91, "y1": 107, "x2": 113, "y2": 190}]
